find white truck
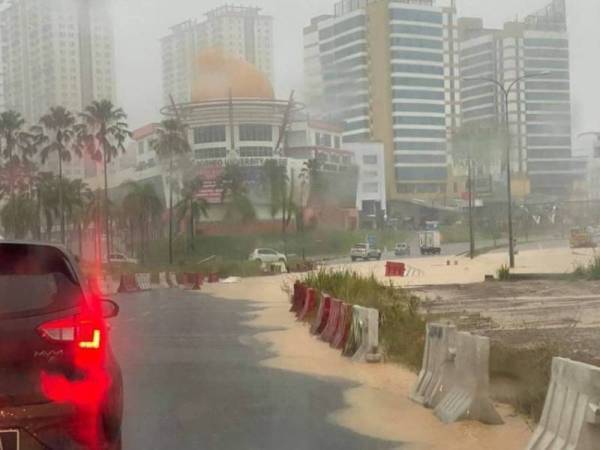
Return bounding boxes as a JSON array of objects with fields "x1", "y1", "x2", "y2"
[{"x1": 418, "y1": 230, "x2": 441, "y2": 255}]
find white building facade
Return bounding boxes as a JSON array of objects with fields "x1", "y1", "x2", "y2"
[
  {"x1": 344, "y1": 142, "x2": 387, "y2": 222},
  {"x1": 161, "y1": 6, "x2": 273, "y2": 106}
]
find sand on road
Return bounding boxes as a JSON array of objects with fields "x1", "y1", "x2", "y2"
[{"x1": 201, "y1": 275, "x2": 533, "y2": 450}]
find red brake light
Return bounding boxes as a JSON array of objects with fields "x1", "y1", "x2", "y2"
[{"x1": 37, "y1": 316, "x2": 103, "y2": 350}]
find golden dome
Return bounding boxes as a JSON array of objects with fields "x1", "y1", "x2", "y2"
[{"x1": 191, "y1": 49, "x2": 274, "y2": 102}]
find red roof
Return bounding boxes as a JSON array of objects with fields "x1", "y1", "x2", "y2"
[{"x1": 132, "y1": 123, "x2": 159, "y2": 141}]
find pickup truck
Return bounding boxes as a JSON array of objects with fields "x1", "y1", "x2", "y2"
[{"x1": 350, "y1": 243, "x2": 382, "y2": 261}]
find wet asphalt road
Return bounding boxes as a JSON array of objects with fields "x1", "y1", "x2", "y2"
[{"x1": 110, "y1": 289, "x2": 403, "y2": 450}]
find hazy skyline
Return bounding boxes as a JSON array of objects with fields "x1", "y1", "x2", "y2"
[{"x1": 111, "y1": 0, "x2": 600, "y2": 144}]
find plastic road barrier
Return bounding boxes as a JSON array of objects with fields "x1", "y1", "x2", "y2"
[
  {"x1": 350, "y1": 306, "x2": 381, "y2": 363},
  {"x1": 526, "y1": 357, "x2": 600, "y2": 450},
  {"x1": 135, "y1": 273, "x2": 152, "y2": 291},
  {"x1": 298, "y1": 288, "x2": 317, "y2": 321},
  {"x1": 208, "y1": 273, "x2": 219, "y2": 283},
  {"x1": 117, "y1": 273, "x2": 140, "y2": 293},
  {"x1": 167, "y1": 272, "x2": 179, "y2": 288},
  {"x1": 158, "y1": 272, "x2": 170, "y2": 288},
  {"x1": 411, "y1": 323, "x2": 458, "y2": 408},
  {"x1": 320, "y1": 298, "x2": 342, "y2": 343},
  {"x1": 433, "y1": 331, "x2": 503, "y2": 425},
  {"x1": 310, "y1": 294, "x2": 331, "y2": 335},
  {"x1": 190, "y1": 273, "x2": 203, "y2": 291},
  {"x1": 331, "y1": 302, "x2": 353, "y2": 350},
  {"x1": 385, "y1": 262, "x2": 406, "y2": 277},
  {"x1": 290, "y1": 282, "x2": 306, "y2": 314}
]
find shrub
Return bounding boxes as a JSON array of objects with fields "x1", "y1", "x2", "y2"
[
  {"x1": 573, "y1": 256, "x2": 600, "y2": 280},
  {"x1": 497, "y1": 264, "x2": 510, "y2": 280}
]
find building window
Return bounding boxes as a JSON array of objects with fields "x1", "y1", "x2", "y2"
[
  {"x1": 363, "y1": 155, "x2": 377, "y2": 165},
  {"x1": 334, "y1": 136, "x2": 341, "y2": 149},
  {"x1": 239, "y1": 146, "x2": 273, "y2": 157},
  {"x1": 239, "y1": 124, "x2": 272, "y2": 141},
  {"x1": 193, "y1": 125, "x2": 226, "y2": 144}
]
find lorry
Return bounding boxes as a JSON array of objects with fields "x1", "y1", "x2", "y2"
[
  {"x1": 569, "y1": 227, "x2": 596, "y2": 249},
  {"x1": 419, "y1": 230, "x2": 441, "y2": 255}
]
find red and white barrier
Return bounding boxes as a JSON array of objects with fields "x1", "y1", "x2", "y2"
[
  {"x1": 320, "y1": 298, "x2": 341, "y2": 343},
  {"x1": 135, "y1": 273, "x2": 152, "y2": 291}
]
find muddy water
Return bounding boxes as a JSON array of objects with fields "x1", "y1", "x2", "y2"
[{"x1": 202, "y1": 276, "x2": 533, "y2": 450}]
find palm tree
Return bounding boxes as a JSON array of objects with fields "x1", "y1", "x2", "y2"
[
  {"x1": 76, "y1": 100, "x2": 131, "y2": 262},
  {"x1": 176, "y1": 177, "x2": 208, "y2": 252},
  {"x1": 1, "y1": 192, "x2": 37, "y2": 239},
  {"x1": 65, "y1": 178, "x2": 93, "y2": 257},
  {"x1": 35, "y1": 172, "x2": 58, "y2": 241},
  {"x1": 0, "y1": 110, "x2": 36, "y2": 164},
  {"x1": 218, "y1": 162, "x2": 255, "y2": 223},
  {"x1": 35, "y1": 106, "x2": 77, "y2": 244},
  {"x1": 121, "y1": 181, "x2": 164, "y2": 263},
  {"x1": 151, "y1": 118, "x2": 191, "y2": 265}
]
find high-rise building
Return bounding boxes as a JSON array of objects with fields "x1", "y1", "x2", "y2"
[
  {"x1": 161, "y1": 5, "x2": 273, "y2": 106},
  {"x1": 0, "y1": 0, "x2": 116, "y2": 180},
  {"x1": 459, "y1": 0, "x2": 582, "y2": 196},
  {"x1": 1, "y1": 0, "x2": 115, "y2": 122},
  {"x1": 304, "y1": 0, "x2": 460, "y2": 206}
]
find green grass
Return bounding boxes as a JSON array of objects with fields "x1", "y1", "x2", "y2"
[
  {"x1": 573, "y1": 256, "x2": 600, "y2": 279},
  {"x1": 490, "y1": 342, "x2": 556, "y2": 421},
  {"x1": 300, "y1": 269, "x2": 426, "y2": 370},
  {"x1": 497, "y1": 264, "x2": 510, "y2": 281}
]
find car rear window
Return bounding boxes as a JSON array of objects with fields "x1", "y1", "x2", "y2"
[{"x1": 0, "y1": 244, "x2": 82, "y2": 318}]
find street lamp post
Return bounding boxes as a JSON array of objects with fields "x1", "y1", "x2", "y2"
[{"x1": 463, "y1": 71, "x2": 551, "y2": 268}]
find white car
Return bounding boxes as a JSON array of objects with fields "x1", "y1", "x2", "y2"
[
  {"x1": 107, "y1": 252, "x2": 138, "y2": 264},
  {"x1": 249, "y1": 248, "x2": 287, "y2": 264}
]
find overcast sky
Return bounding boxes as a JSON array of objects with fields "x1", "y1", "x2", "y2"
[{"x1": 111, "y1": 0, "x2": 600, "y2": 143}]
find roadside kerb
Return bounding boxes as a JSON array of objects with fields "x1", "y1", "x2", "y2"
[
  {"x1": 433, "y1": 331, "x2": 503, "y2": 425},
  {"x1": 410, "y1": 323, "x2": 457, "y2": 408},
  {"x1": 320, "y1": 298, "x2": 341, "y2": 342},
  {"x1": 526, "y1": 357, "x2": 600, "y2": 450}
]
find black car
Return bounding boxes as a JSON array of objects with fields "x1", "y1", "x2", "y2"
[{"x1": 0, "y1": 242, "x2": 122, "y2": 450}]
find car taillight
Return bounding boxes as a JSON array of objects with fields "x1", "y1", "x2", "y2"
[{"x1": 37, "y1": 316, "x2": 103, "y2": 350}]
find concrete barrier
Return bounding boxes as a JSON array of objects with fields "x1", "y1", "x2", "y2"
[
  {"x1": 320, "y1": 298, "x2": 341, "y2": 343},
  {"x1": 158, "y1": 272, "x2": 170, "y2": 288},
  {"x1": 298, "y1": 288, "x2": 317, "y2": 321},
  {"x1": 117, "y1": 273, "x2": 140, "y2": 293},
  {"x1": 526, "y1": 357, "x2": 600, "y2": 450},
  {"x1": 433, "y1": 331, "x2": 503, "y2": 425},
  {"x1": 410, "y1": 323, "x2": 458, "y2": 408},
  {"x1": 135, "y1": 273, "x2": 152, "y2": 291},
  {"x1": 385, "y1": 262, "x2": 406, "y2": 277},
  {"x1": 310, "y1": 294, "x2": 331, "y2": 335},
  {"x1": 350, "y1": 306, "x2": 381, "y2": 363},
  {"x1": 331, "y1": 302, "x2": 352, "y2": 350}
]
